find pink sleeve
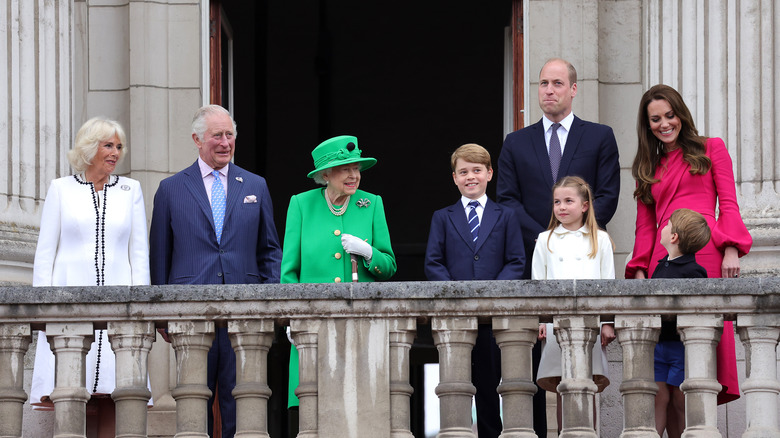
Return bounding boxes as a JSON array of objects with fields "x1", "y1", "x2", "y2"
[
  {"x1": 707, "y1": 138, "x2": 752, "y2": 256},
  {"x1": 625, "y1": 195, "x2": 657, "y2": 279}
]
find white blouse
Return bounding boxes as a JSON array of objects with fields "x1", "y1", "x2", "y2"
[{"x1": 531, "y1": 224, "x2": 614, "y2": 280}]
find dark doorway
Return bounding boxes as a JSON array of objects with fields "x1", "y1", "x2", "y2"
[{"x1": 217, "y1": 1, "x2": 512, "y2": 436}]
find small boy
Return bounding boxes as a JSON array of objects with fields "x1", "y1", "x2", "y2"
[
  {"x1": 652, "y1": 208, "x2": 711, "y2": 438},
  {"x1": 424, "y1": 143, "x2": 525, "y2": 438}
]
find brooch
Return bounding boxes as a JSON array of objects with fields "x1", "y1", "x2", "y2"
[
  {"x1": 235, "y1": 176, "x2": 244, "y2": 183},
  {"x1": 356, "y1": 198, "x2": 370, "y2": 208},
  {"x1": 121, "y1": 185, "x2": 130, "y2": 191}
]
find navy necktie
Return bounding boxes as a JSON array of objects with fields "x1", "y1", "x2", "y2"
[
  {"x1": 549, "y1": 123, "x2": 562, "y2": 183},
  {"x1": 468, "y1": 200, "x2": 480, "y2": 242},
  {"x1": 211, "y1": 170, "x2": 226, "y2": 243}
]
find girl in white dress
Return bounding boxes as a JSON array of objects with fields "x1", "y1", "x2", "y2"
[{"x1": 531, "y1": 176, "x2": 615, "y2": 432}]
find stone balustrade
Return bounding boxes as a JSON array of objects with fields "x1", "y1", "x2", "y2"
[{"x1": 1, "y1": 278, "x2": 779, "y2": 438}]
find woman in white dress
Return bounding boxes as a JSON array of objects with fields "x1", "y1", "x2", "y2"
[{"x1": 31, "y1": 117, "x2": 150, "y2": 436}]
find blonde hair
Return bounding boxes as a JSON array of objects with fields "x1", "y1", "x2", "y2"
[
  {"x1": 67, "y1": 117, "x2": 127, "y2": 173},
  {"x1": 546, "y1": 176, "x2": 601, "y2": 258},
  {"x1": 450, "y1": 143, "x2": 492, "y2": 171},
  {"x1": 669, "y1": 208, "x2": 711, "y2": 254}
]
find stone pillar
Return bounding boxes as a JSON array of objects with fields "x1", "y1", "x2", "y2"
[
  {"x1": 492, "y1": 316, "x2": 539, "y2": 438},
  {"x1": 47, "y1": 322, "x2": 94, "y2": 438},
  {"x1": 388, "y1": 318, "x2": 416, "y2": 438},
  {"x1": 0, "y1": 0, "x2": 72, "y2": 284},
  {"x1": 677, "y1": 315, "x2": 723, "y2": 438},
  {"x1": 0, "y1": 323, "x2": 31, "y2": 438},
  {"x1": 169, "y1": 321, "x2": 215, "y2": 438},
  {"x1": 228, "y1": 319, "x2": 275, "y2": 438},
  {"x1": 736, "y1": 314, "x2": 780, "y2": 438},
  {"x1": 107, "y1": 321, "x2": 156, "y2": 438},
  {"x1": 431, "y1": 317, "x2": 477, "y2": 438},
  {"x1": 555, "y1": 315, "x2": 599, "y2": 438},
  {"x1": 291, "y1": 319, "x2": 321, "y2": 438},
  {"x1": 615, "y1": 315, "x2": 661, "y2": 438}
]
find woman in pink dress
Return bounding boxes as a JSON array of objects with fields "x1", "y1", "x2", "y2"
[{"x1": 626, "y1": 84, "x2": 752, "y2": 407}]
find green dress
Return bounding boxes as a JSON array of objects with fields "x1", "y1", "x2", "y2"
[{"x1": 282, "y1": 188, "x2": 396, "y2": 406}]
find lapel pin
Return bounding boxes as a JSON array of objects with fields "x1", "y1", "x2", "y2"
[{"x1": 235, "y1": 176, "x2": 243, "y2": 183}]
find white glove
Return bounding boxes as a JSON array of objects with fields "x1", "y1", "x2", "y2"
[
  {"x1": 286, "y1": 326, "x2": 294, "y2": 346},
  {"x1": 341, "y1": 233, "x2": 373, "y2": 262}
]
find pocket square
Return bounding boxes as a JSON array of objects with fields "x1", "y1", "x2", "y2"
[{"x1": 244, "y1": 195, "x2": 257, "y2": 203}]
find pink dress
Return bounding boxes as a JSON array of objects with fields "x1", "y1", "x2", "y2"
[{"x1": 626, "y1": 137, "x2": 753, "y2": 404}]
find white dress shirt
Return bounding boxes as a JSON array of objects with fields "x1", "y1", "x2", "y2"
[
  {"x1": 542, "y1": 112, "x2": 575, "y2": 155},
  {"x1": 460, "y1": 194, "x2": 488, "y2": 223}
]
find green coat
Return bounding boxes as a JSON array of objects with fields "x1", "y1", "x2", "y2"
[{"x1": 282, "y1": 188, "x2": 396, "y2": 405}]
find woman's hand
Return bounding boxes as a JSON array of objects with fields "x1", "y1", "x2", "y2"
[
  {"x1": 601, "y1": 323, "x2": 616, "y2": 347},
  {"x1": 341, "y1": 234, "x2": 373, "y2": 262},
  {"x1": 634, "y1": 270, "x2": 647, "y2": 279},
  {"x1": 722, "y1": 246, "x2": 740, "y2": 278},
  {"x1": 538, "y1": 323, "x2": 547, "y2": 341}
]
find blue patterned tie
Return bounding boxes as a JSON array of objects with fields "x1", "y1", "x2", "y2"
[
  {"x1": 549, "y1": 123, "x2": 562, "y2": 183},
  {"x1": 468, "y1": 200, "x2": 480, "y2": 242},
  {"x1": 211, "y1": 170, "x2": 226, "y2": 243}
]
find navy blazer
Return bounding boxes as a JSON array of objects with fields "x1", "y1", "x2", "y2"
[
  {"x1": 497, "y1": 116, "x2": 620, "y2": 278},
  {"x1": 150, "y1": 161, "x2": 282, "y2": 285},
  {"x1": 424, "y1": 198, "x2": 525, "y2": 281}
]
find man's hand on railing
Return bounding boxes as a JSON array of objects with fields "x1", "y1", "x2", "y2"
[
  {"x1": 538, "y1": 323, "x2": 546, "y2": 340},
  {"x1": 600, "y1": 323, "x2": 615, "y2": 347}
]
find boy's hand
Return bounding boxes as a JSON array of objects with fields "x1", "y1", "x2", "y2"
[
  {"x1": 538, "y1": 323, "x2": 547, "y2": 340},
  {"x1": 600, "y1": 323, "x2": 615, "y2": 346}
]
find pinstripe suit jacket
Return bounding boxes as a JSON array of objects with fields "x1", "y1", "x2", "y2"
[{"x1": 150, "y1": 160, "x2": 281, "y2": 285}]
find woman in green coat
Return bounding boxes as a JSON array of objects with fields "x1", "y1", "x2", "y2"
[{"x1": 282, "y1": 135, "x2": 397, "y2": 416}]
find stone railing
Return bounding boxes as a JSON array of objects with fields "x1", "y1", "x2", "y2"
[{"x1": 1, "y1": 278, "x2": 779, "y2": 438}]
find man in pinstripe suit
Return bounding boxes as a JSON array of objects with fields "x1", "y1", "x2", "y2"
[{"x1": 150, "y1": 105, "x2": 282, "y2": 437}]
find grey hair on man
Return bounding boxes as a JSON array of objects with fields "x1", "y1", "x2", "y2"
[{"x1": 191, "y1": 105, "x2": 238, "y2": 141}]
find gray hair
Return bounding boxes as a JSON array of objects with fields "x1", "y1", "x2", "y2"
[
  {"x1": 67, "y1": 117, "x2": 127, "y2": 173},
  {"x1": 191, "y1": 105, "x2": 237, "y2": 141},
  {"x1": 312, "y1": 168, "x2": 331, "y2": 185}
]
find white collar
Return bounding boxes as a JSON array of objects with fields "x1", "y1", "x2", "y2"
[
  {"x1": 552, "y1": 224, "x2": 589, "y2": 235},
  {"x1": 460, "y1": 194, "x2": 488, "y2": 209},
  {"x1": 542, "y1": 112, "x2": 575, "y2": 133}
]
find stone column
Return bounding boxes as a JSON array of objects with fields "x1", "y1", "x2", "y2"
[
  {"x1": 677, "y1": 315, "x2": 723, "y2": 438},
  {"x1": 388, "y1": 318, "x2": 416, "y2": 438},
  {"x1": 555, "y1": 315, "x2": 599, "y2": 438},
  {"x1": 0, "y1": 323, "x2": 31, "y2": 438},
  {"x1": 228, "y1": 319, "x2": 275, "y2": 438},
  {"x1": 107, "y1": 321, "x2": 156, "y2": 438},
  {"x1": 46, "y1": 322, "x2": 94, "y2": 438},
  {"x1": 615, "y1": 315, "x2": 661, "y2": 438},
  {"x1": 492, "y1": 316, "x2": 539, "y2": 438},
  {"x1": 169, "y1": 321, "x2": 215, "y2": 438},
  {"x1": 736, "y1": 314, "x2": 780, "y2": 438},
  {"x1": 432, "y1": 317, "x2": 477, "y2": 438},
  {"x1": 291, "y1": 319, "x2": 322, "y2": 438}
]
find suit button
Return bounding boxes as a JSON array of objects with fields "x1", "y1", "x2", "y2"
[
  {"x1": 474, "y1": 255, "x2": 479, "y2": 261},
  {"x1": 217, "y1": 272, "x2": 223, "y2": 277},
  {"x1": 335, "y1": 253, "x2": 342, "y2": 260},
  {"x1": 665, "y1": 262, "x2": 669, "y2": 267},
  {"x1": 335, "y1": 277, "x2": 342, "y2": 283},
  {"x1": 559, "y1": 257, "x2": 564, "y2": 262},
  {"x1": 334, "y1": 230, "x2": 341, "y2": 236},
  {"x1": 220, "y1": 250, "x2": 225, "y2": 254}
]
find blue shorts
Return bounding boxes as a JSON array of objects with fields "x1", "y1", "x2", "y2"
[{"x1": 654, "y1": 341, "x2": 685, "y2": 386}]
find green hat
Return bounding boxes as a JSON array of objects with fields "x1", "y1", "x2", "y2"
[{"x1": 307, "y1": 135, "x2": 377, "y2": 178}]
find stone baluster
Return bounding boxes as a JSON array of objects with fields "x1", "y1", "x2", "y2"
[
  {"x1": 0, "y1": 323, "x2": 31, "y2": 438},
  {"x1": 492, "y1": 316, "x2": 539, "y2": 438},
  {"x1": 736, "y1": 314, "x2": 780, "y2": 438},
  {"x1": 291, "y1": 319, "x2": 322, "y2": 438},
  {"x1": 169, "y1": 321, "x2": 215, "y2": 438},
  {"x1": 677, "y1": 315, "x2": 723, "y2": 438},
  {"x1": 555, "y1": 315, "x2": 599, "y2": 438},
  {"x1": 432, "y1": 317, "x2": 477, "y2": 438},
  {"x1": 107, "y1": 321, "x2": 156, "y2": 438},
  {"x1": 46, "y1": 322, "x2": 94, "y2": 438},
  {"x1": 615, "y1": 315, "x2": 661, "y2": 438},
  {"x1": 228, "y1": 319, "x2": 275, "y2": 437},
  {"x1": 389, "y1": 318, "x2": 416, "y2": 438}
]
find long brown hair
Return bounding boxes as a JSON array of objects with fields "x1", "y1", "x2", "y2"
[
  {"x1": 546, "y1": 176, "x2": 600, "y2": 258},
  {"x1": 632, "y1": 84, "x2": 711, "y2": 205}
]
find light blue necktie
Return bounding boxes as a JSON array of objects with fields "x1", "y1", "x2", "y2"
[
  {"x1": 211, "y1": 170, "x2": 226, "y2": 243},
  {"x1": 468, "y1": 200, "x2": 480, "y2": 242}
]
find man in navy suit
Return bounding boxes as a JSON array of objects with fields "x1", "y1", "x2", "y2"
[
  {"x1": 150, "y1": 105, "x2": 282, "y2": 437},
  {"x1": 425, "y1": 143, "x2": 525, "y2": 438},
  {"x1": 497, "y1": 58, "x2": 620, "y2": 435}
]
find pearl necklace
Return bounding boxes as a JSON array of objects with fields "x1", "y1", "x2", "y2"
[{"x1": 324, "y1": 189, "x2": 350, "y2": 216}]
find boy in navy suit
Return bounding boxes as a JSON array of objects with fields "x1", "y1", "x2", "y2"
[
  {"x1": 652, "y1": 208, "x2": 710, "y2": 438},
  {"x1": 425, "y1": 143, "x2": 525, "y2": 438}
]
